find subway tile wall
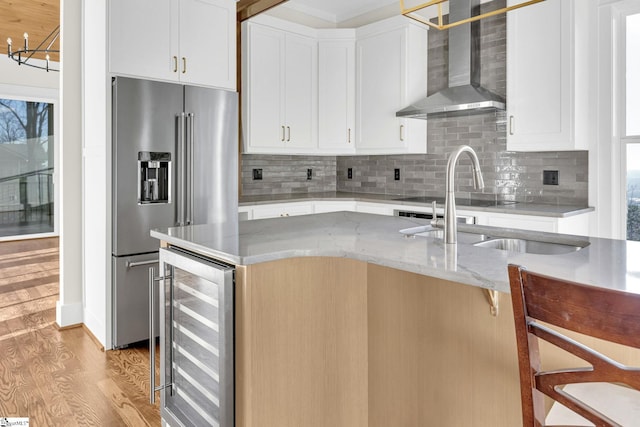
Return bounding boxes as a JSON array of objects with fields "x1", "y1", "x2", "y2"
[
  {"x1": 241, "y1": 154, "x2": 337, "y2": 196},
  {"x1": 241, "y1": 0, "x2": 589, "y2": 206}
]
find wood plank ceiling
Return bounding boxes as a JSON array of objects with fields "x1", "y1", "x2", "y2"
[{"x1": 0, "y1": 0, "x2": 60, "y2": 63}]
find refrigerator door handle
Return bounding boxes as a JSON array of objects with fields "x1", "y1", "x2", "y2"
[
  {"x1": 149, "y1": 266, "x2": 172, "y2": 404},
  {"x1": 177, "y1": 113, "x2": 187, "y2": 226},
  {"x1": 187, "y1": 113, "x2": 195, "y2": 226},
  {"x1": 126, "y1": 258, "x2": 158, "y2": 269}
]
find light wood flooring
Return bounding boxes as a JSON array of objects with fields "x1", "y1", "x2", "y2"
[{"x1": 0, "y1": 237, "x2": 161, "y2": 426}]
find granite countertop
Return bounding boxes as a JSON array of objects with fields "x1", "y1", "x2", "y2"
[
  {"x1": 239, "y1": 191, "x2": 594, "y2": 218},
  {"x1": 151, "y1": 211, "x2": 638, "y2": 295}
]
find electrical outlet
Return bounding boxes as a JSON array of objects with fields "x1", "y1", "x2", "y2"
[
  {"x1": 307, "y1": 168, "x2": 312, "y2": 180},
  {"x1": 543, "y1": 170, "x2": 559, "y2": 185},
  {"x1": 394, "y1": 168, "x2": 400, "y2": 181},
  {"x1": 348, "y1": 168, "x2": 353, "y2": 179},
  {"x1": 253, "y1": 168, "x2": 263, "y2": 180}
]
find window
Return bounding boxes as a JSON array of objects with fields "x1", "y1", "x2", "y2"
[
  {"x1": 625, "y1": 12, "x2": 640, "y2": 241},
  {"x1": 0, "y1": 98, "x2": 55, "y2": 238}
]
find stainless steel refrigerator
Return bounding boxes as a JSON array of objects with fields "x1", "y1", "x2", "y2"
[{"x1": 111, "y1": 76, "x2": 238, "y2": 348}]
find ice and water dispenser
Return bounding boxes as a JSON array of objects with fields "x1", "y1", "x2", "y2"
[{"x1": 138, "y1": 151, "x2": 171, "y2": 204}]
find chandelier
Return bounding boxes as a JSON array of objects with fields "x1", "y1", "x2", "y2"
[
  {"x1": 6, "y1": 25, "x2": 60, "y2": 72},
  {"x1": 400, "y1": 0, "x2": 545, "y2": 30}
]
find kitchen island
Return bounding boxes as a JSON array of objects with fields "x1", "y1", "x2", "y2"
[{"x1": 151, "y1": 212, "x2": 640, "y2": 427}]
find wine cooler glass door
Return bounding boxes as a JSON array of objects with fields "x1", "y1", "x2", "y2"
[{"x1": 159, "y1": 247, "x2": 234, "y2": 427}]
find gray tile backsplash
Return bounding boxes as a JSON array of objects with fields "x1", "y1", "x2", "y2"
[
  {"x1": 241, "y1": 0, "x2": 588, "y2": 206},
  {"x1": 241, "y1": 155, "x2": 337, "y2": 196}
]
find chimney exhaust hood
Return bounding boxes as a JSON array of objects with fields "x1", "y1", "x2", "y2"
[{"x1": 396, "y1": 0, "x2": 506, "y2": 119}]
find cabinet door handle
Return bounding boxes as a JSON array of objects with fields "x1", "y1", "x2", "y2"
[
  {"x1": 348, "y1": 128, "x2": 351, "y2": 144},
  {"x1": 281, "y1": 125, "x2": 285, "y2": 141},
  {"x1": 173, "y1": 56, "x2": 178, "y2": 73},
  {"x1": 182, "y1": 57, "x2": 187, "y2": 74},
  {"x1": 509, "y1": 116, "x2": 515, "y2": 135},
  {"x1": 400, "y1": 124, "x2": 405, "y2": 141},
  {"x1": 287, "y1": 126, "x2": 291, "y2": 142}
]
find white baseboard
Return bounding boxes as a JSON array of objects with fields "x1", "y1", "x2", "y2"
[
  {"x1": 83, "y1": 308, "x2": 109, "y2": 349},
  {"x1": 56, "y1": 300, "x2": 83, "y2": 327}
]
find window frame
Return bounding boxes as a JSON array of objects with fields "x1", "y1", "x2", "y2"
[
  {"x1": 619, "y1": 6, "x2": 640, "y2": 240},
  {"x1": 0, "y1": 84, "x2": 59, "y2": 241}
]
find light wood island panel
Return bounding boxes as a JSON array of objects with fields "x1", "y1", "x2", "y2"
[
  {"x1": 235, "y1": 256, "x2": 640, "y2": 427},
  {"x1": 236, "y1": 257, "x2": 368, "y2": 427}
]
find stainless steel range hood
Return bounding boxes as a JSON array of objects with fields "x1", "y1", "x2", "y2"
[{"x1": 397, "y1": 0, "x2": 506, "y2": 119}]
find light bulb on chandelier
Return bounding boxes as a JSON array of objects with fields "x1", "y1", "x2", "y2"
[{"x1": 6, "y1": 26, "x2": 60, "y2": 72}]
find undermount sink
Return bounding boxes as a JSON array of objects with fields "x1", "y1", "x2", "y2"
[
  {"x1": 400, "y1": 226, "x2": 590, "y2": 255},
  {"x1": 473, "y1": 238, "x2": 588, "y2": 255}
]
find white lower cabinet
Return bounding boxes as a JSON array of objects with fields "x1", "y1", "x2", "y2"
[
  {"x1": 239, "y1": 201, "x2": 589, "y2": 236},
  {"x1": 314, "y1": 201, "x2": 358, "y2": 213},
  {"x1": 249, "y1": 202, "x2": 314, "y2": 220},
  {"x1": 471, "y1": 211, "x2": 590, "y2": 236},
  {"x1": 354, "y1": 202, "x2": 395, "y2": 216}
]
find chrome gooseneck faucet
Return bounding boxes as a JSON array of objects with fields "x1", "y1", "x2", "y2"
[{"x1": 444, "y1": 145, "x2": 484, "y2": 244}]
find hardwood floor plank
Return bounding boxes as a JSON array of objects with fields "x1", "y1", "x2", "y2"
[
  {"x1": 0, "y1": 295, "x2": 59, "y2": 323},
  {"x1": 0, "y1": 272, "x2": 59, "y2": 294},
  {"x1": 0, "y1": 248, "x2": 58, "y2": 266},
  {"x1": 1, "y1": 282, "x2": 59, "y2": 309},
  {"x1": 0, "y1": 237, "x2": 59, "y2": 256},
  {"x1": 97, "y1": 377, "x2": 153, "y2": 427},
  {"x1": 0, "y1": 237, "x2": 161, "y2": 426},
  {"x1": 0, "y1": 260, "x2": 59, "y2": 281}
]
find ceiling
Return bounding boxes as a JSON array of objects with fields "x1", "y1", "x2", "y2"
[
  {"x1": 281, "y1": 0, "x2": 398, "y2": 23},
  {"x1": 0, "y1": 0, "x2": 60, "y2": 63}
]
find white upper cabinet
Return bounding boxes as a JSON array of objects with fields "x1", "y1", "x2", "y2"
[
  {"x1": 242, "y1": 16, "x2": 318, "y2": 154},
  {"x1": 356, "y1": 17, "x2": 428, "y2": 154},
  {"x1": 241, "y1": 15, "x2": 428, "y2": 156},
  {"x1": 109, "y1": 0, "x2": 236, "y2": 90},
  {"x1": 317, "y1": 30, "x2": 357, "y2": 154},
  {"x1": 506, "y1": 0, "x2": 588, "y2": 151}
]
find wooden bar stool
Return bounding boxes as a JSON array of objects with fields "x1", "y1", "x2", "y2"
[{"x1": 508, "y1": 264, "x2": 640, "y2": 426}]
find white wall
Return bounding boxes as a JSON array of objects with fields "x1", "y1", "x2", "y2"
[
  {"x1": 57, "y1": 0, "x2": 84, "y2": 327},
  {"x1": 82, "y1": 0, "x2": 110, "y2": 347},
  {"x1": 0, "y1": 57, "x2": 59, "y2": 89}
]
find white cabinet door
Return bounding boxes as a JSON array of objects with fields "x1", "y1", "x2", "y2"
[
  {"x1": 179, "y1": 0, "x2": 236, "y2": 89},
  {"x1": 283, "y1": 33, "x2": 317, "y2": 150},
  {"x1": 473, "y1": 211, "x2": 589, "y2": 236},
  {"x1": 243, "y1": 23, "x2": 285, "y2": 151},
  {"x1": 355, "y1": 202, "x2": 394, "y2": 216},
  {"x1": 356, "y1": 19, "x2": 428, "y2": 154},
  {"x1": 506, "y1": 0, "x2": 588, "y2": 151},
  {"x1": 109, "y1": 0, "x2": 236, "y2": 90},
  {"x1": 313, "y1": 201, "x2": 357, "y2": 213},
  {"x1": 243, "y1": 19, "x2": 317, "y2": 154},
  {"x1": 318, "y1": 37, "x2": 356, "y2": 154},
  {"x1": 356, "y1": 29, "x2": 405, "y2": 152},
  {"x1": 109, "y1": 0, "x2": 176, "y2": 81},
  {"x1": 251, "y1": 202, "x2": 314, "y2": 219}
]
